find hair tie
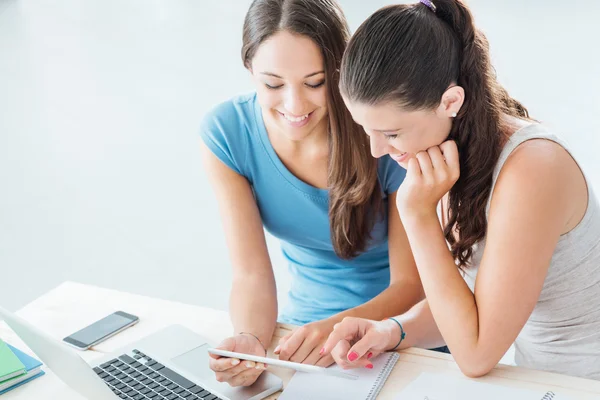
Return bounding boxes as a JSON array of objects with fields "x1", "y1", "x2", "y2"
[{"x1": 420, "y1": 0, "x2": 437, "y2": 12}]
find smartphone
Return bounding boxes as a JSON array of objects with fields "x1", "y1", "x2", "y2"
[{"x1": 63, "y1": 311, "x2": 139, "y2": 350}]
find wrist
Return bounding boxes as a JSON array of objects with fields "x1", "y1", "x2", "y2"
[
  {"x1": 238, "y1": 332, "x2": 267, "y2": 355},
  {"x1": 400, "y1": 208, "x2": 438, "y2": 232},
  {"x1": 383, "y1": 318, "x2": 405, "y2": 351},
  {"x1": 325, "y1": 315, "x2": 344, "y2": 328}
]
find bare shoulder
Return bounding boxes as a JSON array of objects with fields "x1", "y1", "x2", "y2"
[
  {"x1": 495, "y1": 137, "x2": 588, "y2": 232},
  {"x1": 506, "y1": 138, "x2": 574, "y2": 174}
]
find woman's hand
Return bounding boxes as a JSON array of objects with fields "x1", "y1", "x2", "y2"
[
  {"x1": 397, "y1": 141, "x2": 460, "y2": 218},
  {"x1": 274, "y1": 318, "x2": 336, "y2": 367},
  {"x1": 208, "y1": 334, "x2": 267, "y2": 387},
  {"x1": 320, "y1": 317, "x2": 400, "y2": 369}
]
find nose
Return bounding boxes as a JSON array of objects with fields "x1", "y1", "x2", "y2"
[
  {"x1": 369, "y1": 133, "x2": 390, "y2": 158},
  {"x1": 283, "y1": 86, "x2": 307, "y2": 116}
]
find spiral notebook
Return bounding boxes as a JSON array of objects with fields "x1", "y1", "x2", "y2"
[
  {"x1": 396, "y1": 372, "x2": 570, "y2": 400},
  {"x1": 279, "y1": 351, "x2": 399, "y2": 400}
]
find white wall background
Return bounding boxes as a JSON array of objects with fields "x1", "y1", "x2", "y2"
[{"x1": 1, "y1": 0, "x2": 599, "y2": 316}]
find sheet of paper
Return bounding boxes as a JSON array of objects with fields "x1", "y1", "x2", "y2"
[{"x1": 395, "y1": 372, "x2": 569, "y2": 400}]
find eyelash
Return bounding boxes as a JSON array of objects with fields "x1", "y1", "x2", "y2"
[
  {"x1": 265, "y1": 83, "x2": 283, "y2": 89},
  {"x1": 307, "y1": 81, "x2": 325, "y2": 89},
  {"x1": 265, "y1": 81, "x2": 325, "y2": 90},
  {"x1": 385, "y1": 134, "x2": 398, "y2": 140}
]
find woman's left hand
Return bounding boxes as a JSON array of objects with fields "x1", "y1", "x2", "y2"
[
  {"x1": 396, "y1": 140, "x2": 460, "y2": 217},
  {"x1": 274, "y1": 318, "x2": 336, "y2": 367}
]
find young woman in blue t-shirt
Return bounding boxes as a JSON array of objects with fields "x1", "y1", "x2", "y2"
[{"x1": 202, "y1": 0, "x2": 423, "y2": 388}]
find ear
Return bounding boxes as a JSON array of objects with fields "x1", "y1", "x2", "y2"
[{"x1": 436, "y1": 86, "x2": 465, "y2": 118}]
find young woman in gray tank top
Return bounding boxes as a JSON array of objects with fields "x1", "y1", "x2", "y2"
[{"x1": 319, "y1": 0, "x2": 600, "y2": 381}]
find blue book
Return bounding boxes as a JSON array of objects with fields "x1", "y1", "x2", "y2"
[{"x1": 0, "y1": 344, "x2": 45, "y2": 395}]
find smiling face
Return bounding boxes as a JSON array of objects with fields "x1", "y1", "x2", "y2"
[
  {"x1": 343, "y1": 88, "x2": 464, "y2": 168},
  {"x1": 249, "y1": 30, "x2": 329, "y2": 142}
]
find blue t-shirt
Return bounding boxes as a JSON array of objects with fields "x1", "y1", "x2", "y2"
[{"x1": 200, "y1": 93, "x2": 406, "y2": 325}]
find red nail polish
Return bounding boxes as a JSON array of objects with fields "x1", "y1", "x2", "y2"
[
  {"x1": 366, "y1": 364, "x2": 374, "y2": 369},
  {"x1": 348, "y1": 352, "x2": 358, "y2": 362},
  {"x1": 367, "y1": 352, "x2": 373, "y2": 359},
  {"x1": 319, "y1": 347, "x2": 325, "y2": 356}
]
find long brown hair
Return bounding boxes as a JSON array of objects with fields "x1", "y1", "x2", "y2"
[
  {"x1": 242, "y1": 0, "x2": 382, "y2": 259},
  {"x1": 340, "y1": 0, "x2": 530, "y2": 268}
]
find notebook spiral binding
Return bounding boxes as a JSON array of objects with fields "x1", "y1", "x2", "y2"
[
  {"x1": 540, "y1": 391, "x2": 556, "y2": 400},
  {"x1": 366, "y1": 352, "x2": 400, "y2": 400}
]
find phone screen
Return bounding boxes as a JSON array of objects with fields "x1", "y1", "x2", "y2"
[{"x1": 63, "y1": 311, "x2": 138, "y2": 348}]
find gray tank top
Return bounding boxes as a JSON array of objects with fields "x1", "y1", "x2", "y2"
[{"x1": 462, "y1": 123, "x2": 600, "y2": 380}]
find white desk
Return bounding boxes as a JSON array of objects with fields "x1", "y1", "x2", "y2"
[{"x1": 1, "y1": 282, "x2": 599, "y2": 399}]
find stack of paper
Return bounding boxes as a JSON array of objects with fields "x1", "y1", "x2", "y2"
[{"x1": 396, "y1": 372, "x2": 569, "y2": 400}]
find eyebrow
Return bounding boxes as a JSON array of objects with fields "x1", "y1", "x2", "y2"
[{"x1": 259, "y1": 71, "x2": 325, "y2": 79}]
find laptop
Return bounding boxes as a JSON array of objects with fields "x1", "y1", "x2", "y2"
[{"x1": 0, "y1": 306, "x2": 283, "y2": 400}]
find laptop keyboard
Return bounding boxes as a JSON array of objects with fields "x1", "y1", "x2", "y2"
[{"x1": 93, "y1": 349, "x2": 222, "y2": 400}]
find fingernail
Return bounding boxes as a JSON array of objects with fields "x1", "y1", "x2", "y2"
[
  {"x1": 255, "y1": 365, "x2": 262, "y2": 370},
  {"x1": 274, "y1": 345, "x2": 280, "y2": 353},
  {"x1": 367, "y1": 352, "x2": 373, "y2": 359},
  {"x1": 319, "y1": 347, "x2": 325, "y2": 356},
  {"x1": 245, "y1": 362, "x2": 253, "y2": 368},
  {"x1": 366, "y1": 363, "x2": 374, "y2": 369},
  {"x1": 231, "y1": 359, "x2": 240, "y2": 366},
  {"x1": 348, "y1": 352, "x2": 358, "y2": 362}
]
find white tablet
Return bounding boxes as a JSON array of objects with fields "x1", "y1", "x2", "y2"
[{"x1": 207, "y1": 348, "x2": 358, "y2": 380}]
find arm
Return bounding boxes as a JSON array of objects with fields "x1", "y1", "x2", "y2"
[
  {"x1": 200, "y1": 142, "x2": 277, "y2": 345},
  {"x1": 201, "y1": 142, "x2": 277, "y2": 386},
  {"x1": 400, "y1": 140, "x2": 576, "y2": 377},
  {"x1": 390, "y1": 298, "x2": 445, "y2": 350},
  {"x1": 321, "y1": 298, "x2": 445, "y2": 369}
]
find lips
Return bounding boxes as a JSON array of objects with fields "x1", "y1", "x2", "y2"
[
  {"x1": 391, "y1": 152, "x2": 409, "y2": 163},
  {"x1": 278, "y1": 110, "x2": 314, "y2": 128},
  {"x1": 282, "y1": 113, "x2": 309, "y2": 122}
]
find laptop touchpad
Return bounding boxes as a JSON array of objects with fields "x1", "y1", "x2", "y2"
[
  {"x1": 172, "y1": 344, "x2": 280, "y2": 399},
  {"x1": 171, "y1": 344, "x2": 215, "y2": 381}
]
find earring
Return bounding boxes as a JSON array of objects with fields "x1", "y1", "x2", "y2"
[{"x1": 451, "y1": 112, "x2": 457, "y2": 118}]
